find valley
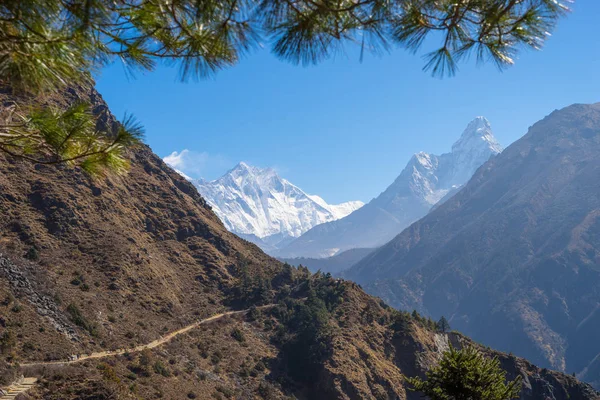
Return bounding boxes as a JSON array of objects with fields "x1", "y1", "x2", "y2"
[
  {"x1": 0, "y1": 84, "x2": 598, "y2": 399},
  {"x1": 1, "y1": 1, "x2": 599, "y2": 398}
]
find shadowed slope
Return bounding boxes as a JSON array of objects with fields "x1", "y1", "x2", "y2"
[{"x1": 348, "y1": 103, "x2": 600, "y2": 385}]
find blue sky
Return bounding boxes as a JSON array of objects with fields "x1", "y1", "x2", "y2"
[{"x1": 96, "y1": 0, "x2": 600, "y2": 204}]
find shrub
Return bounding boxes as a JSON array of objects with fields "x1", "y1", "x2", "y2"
[
  {"x1": 25, "y1": 247, "x2": 39, "y2": 261},
  {"x1": 231, "y1": 327, "x2": 246, "y2": 343},
  {"x1": 216, "y1": 385, "x2": 234, "y2": 397},
  {"x1": 211, "y1": 350, "x2": 222, "y2": 365},
  {"x1": 254, "y1": 360, "x2": 266, "y2": 372},
  {"x1": 407, "y1": 345, "x2": 522, "y2": 400},
  {"x1": 66, "y1": 303, "x2": 98, "y2": 337},
  {"x1": 153, "y1": 361, "x2": 171, "y2": 377},
  {"x1": 248, "y1": 305, "x2": 261, "y2": 321},
  {"x1": 0, "y1": 331, "x2": 16, "y2": 354}
]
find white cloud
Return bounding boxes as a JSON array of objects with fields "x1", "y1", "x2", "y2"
[
  {"x1": 163, "y1": 149, "x2": 230, "y2": 180},
  {"x1": 163, "y1": 150, "x2": 188, "y2": 170}
]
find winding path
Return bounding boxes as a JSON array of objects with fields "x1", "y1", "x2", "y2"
[
  {"x1": 0, "y1": 305, "x2": 274, "y2": 398},
  {"x1": 21, "y1": 305, "x2": 274, "y2": 367}
]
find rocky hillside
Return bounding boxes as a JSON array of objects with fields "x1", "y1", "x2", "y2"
[
  {"x1": 0, "y1": 86, "x2": 596, "y2": 399},
  {"x1": 276, "y1": 117, "x2": 502, "y2": 259},
  {"x1": 347, "y1": 103, "x2": 600, "y2": 388}
]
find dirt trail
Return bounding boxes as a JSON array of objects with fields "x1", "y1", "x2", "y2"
[
  {"x1": 20, "y1": 305, "x2": 273, "y2": 367},
  {"x1": 0, "y1": 377, "x2": 37, "y2": 399}
]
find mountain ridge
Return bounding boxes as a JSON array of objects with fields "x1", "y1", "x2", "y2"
[
  {"x1": 183, "y1": 162, "x2": 363, "y2": 251},
  {"x1": 346, "y1": 102, "x2": 600, "y2": 388},
  {"x1": 276, "y1": 117, "x2": 503, "y2": 258},
  {"x1": 0, "y1": 84, "x2": 596, "y2": 399}
]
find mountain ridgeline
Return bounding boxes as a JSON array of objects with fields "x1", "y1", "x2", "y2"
[
  {"x1": 191, "y1": 162, "x2": 363, "y2": 252},
  {"x1": 0, "y1": 85, "x2": 597, "y2": 399},
  {"x1": 347, "y1": 103, "x2": 600, "y2": 389},
  {"x1": 276, "y1": 117, "x2": 503, "y2": 259}
]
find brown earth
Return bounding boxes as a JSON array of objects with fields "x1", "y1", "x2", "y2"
[{"x1": 0, "y1": 85, "x2": 597, "y2": 399}]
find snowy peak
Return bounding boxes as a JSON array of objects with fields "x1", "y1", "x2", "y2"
[
  {"x1": 385, "y1": 117, "x2": 503, "y2": 207},
  {"x1": 412, "y1": 152, "x2": 438, "y2": 170},
  {"x1": 445, "y1": 117, "x2": 503, "y2": 187},
  {"x1": 452, "y1": 116, "x2": 503, "y2": 155},
  {"x1": 272, "y1": 116, "x2": 503, "y2": 259},
  {"x1": 189, "y1": 162, "x2": 363, "y2": 252},
  {"x1": 309, "y1": 195, "x2": 365, "y2": 220}
]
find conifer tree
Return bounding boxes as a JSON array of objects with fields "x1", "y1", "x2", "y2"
[
  {"x1": 437, "y1": 316, "x2": 451, "y2": 333},
  {"x1": 407, "y1": 345, "x2": 522, "y2": 400},
  {"x1": 1, "y1": 0, "x2": 570, "y2": 171}
]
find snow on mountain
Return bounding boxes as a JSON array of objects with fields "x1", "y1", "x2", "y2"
[
  {"x1": 275, "y1": 117, "x2": 503, "y2": 258},
  {"x1": 179, "y1": 162, "x2": 363, "y2": 251},
  {"x1": 308, "y1": 195, "x2": 364, "y2": 220},
  {"x1": 403, "y1": 116, "x2": 503, "y2": 207}
]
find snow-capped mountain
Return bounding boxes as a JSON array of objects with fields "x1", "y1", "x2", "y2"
[
  {"x1": 189, "y1": 162, "x2": 363, "y2": 251},
  {"x1": 397, "y1": 116, "x2": 502, "y2": 206},
  {"x1": 276, "y1": 117, "x2": 503, "y2": 258}
]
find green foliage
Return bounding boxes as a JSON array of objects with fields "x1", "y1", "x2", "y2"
[
  {"x1": 139, "y1": 349, "x2": 152, "y2": 366},
  {"x1": 231, "y1": 327, "x2": 246, "y2": 343},
  {"x1": 390, "y1": 310, "x2": 412, "y2": 333},
  {"x1": 406, "y1": 345, "x2": 522, "y2": 400},
  {"x1": 0, "y1": 330, "x2": 16, "y2": 354},
  {"x1": 153, "y1": 361, "x2": 171, "y2": 377},
  {"x1": 247, "y1": 305, "x2": 261, "y2": 321},
  {"x1": 1, "y1": 0, "x2": 569, "y2": 87},
  {"x1": 0, "y1": 102, "x2": 144, "y2": 176},
  {"x1": 98, "y1": 363, "x2": 121, "y2": 384},
  {"x1": 66, "y1": 303, "x2": 98, "y2": 337},
  {"x1": 0, "y1": 0, "x2": 568, "y2": 172},
  {"x1": 127, "y1": 349, "x2": 153, "y2": 377},
  {"x1": 437, "y1": 316, "x2": 451, "y2": 333},
  {"x1": 235, "y1": 262, "x2": 273, "y2": 306},
  {"x1": 24, "y1": 246, "x2": 39, "y2": 261},
  {"x1": 410, "y1": 309, "x2": 439, "y2": 331},
  {"x1": 272, "y1": 273, "x2": 344, "y2": 383}
]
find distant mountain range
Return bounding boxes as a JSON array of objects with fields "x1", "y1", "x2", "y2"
[
  {"x1": 275, "y1": 117, "x2": 503, "y2": 258},
  {"x1": 346, "y1": 103, "x2": 600, "y2": 388},
  {"x1": 185, "y1": 162, "x2": 363, "y2": 251},
  {"x1": 279, "y1": 247, "x2": 374, "y2": 275}
]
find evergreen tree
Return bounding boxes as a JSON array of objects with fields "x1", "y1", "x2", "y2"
[
  {"x1": 1, "y1": 0, "x2": 569, "y2": 171},
  {"x1": 437, "y1": 316, "x2": 451, "y2": 333},
  {"x1": 411, "y1": 310, "x2": 422, "y2": 322},
  {"x1": 407, "y1": 345, "x2": 522, "y2": 400}
]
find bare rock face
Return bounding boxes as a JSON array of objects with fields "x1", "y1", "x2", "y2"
[{"x1": 348, "y1": 103, "x2": 600, "y2": 388}]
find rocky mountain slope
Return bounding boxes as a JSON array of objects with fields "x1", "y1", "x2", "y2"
[
  {"x1": 190, "y1": 162, "x2": 363, "y2": 252},
  {"x1": 347, "y1": 103, "x2": 600, "y2": 389},
  {"x1": 0, "y1": 85, "x2": 596, "y2": 399},
  {"x1": 276, "y1": 117, "x2": 502, "y2": 258}
]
